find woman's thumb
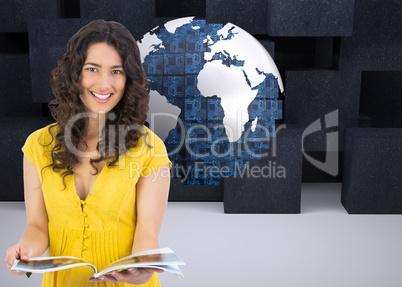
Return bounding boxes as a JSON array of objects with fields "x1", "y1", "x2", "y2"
[{"x1": 19, "y1": 244, "x2": 32, "y2": 261}]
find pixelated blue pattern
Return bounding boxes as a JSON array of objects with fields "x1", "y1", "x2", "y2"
[
  {"x1": 185, "y1": 53, "x2": 205, "y2": 74},
  {"x1": 164, "y1": 54, "x2": 185, "y2": 74},
  {"x1": 163, "y1": 76, "x2": 185, "y2": 97},
  {"x1": 207, "y1": 97, "x2": 225, "y2": 121},
  {"x1": 185, "y1": 97, "x2": 207, "y2": 122},
  {"x1": 147, "y1": 76, "x2": 163, "y2": 94},
  {"x1": 143, "y1": 19, "x2": 283, "y2": 185},
  {"x1": 143, "y1": 55, "x2": 163, "y2": 75},
  {"x1": 210, "y1": 51, "x2": 245, "y2": 68},
  {"x1": 185, "y1": 75, "x2": 199, "y2": 96}
]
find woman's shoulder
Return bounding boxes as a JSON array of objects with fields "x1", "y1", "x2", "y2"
[
  {"x1": 22, "y1": 123, "x2": 59, "y2": 165},
  {"x1": 25, "y1": 123, "x2": 59, "y2": 147},
  {"x1": 141, "y1": 125, "x2": 165, "y2": 147},
  {"x1": 125, "y1": 125, "x2": 165, "y2": 155}
]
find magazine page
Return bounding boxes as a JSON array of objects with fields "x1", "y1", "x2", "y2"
[
  {"x1": 111, "y1": 247, "x2": 179, "y2": 264},
  {"x1": 11, "y1": 256, "x2": 97, "y2": 274},
  {"x1": 95, "y1": 248, "x2": 185, "y2": 278},
  {"x1": 146, "y1": 264, "x2": 185, "y2": 279}
]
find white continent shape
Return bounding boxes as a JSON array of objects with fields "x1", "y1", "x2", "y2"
[
  {"x1": 198, "y1": 23, "x2": 283, "y2": 142},
  {"x1": 146, "y1": 90, "x2": 181, "y2": 141},
  {"x1": 138, "y1": 18, "x2": 192, "y2": 140},
  {"x1": 198, "y1": 61, "x2": 258, "y2": 142},
  {"x1": 204, "y1": 23, "x2": 284, "y2": 92}
]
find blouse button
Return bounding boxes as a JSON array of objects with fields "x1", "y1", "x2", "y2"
[
  {"x1": 82, "y1": 246, "x2": 88, "y2": 250},
  {"x1": 83, "y1": 235, "x2": 89, "y2": 239},
  {"x1": 84, "y1": 224, "x2": 89, "y2": 228},
  {"x1": 80, "y1": 200, "x2": 86, "y2": 205},
  {"x1": 83, "y1": 213, "x2": 87, "y2": 217}
]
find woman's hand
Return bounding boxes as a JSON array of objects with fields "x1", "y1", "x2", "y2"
[
  {"x1": 5, "y1": 241, "x2": 33, "y2": 276},
  {"x1": 89, "y1": 268, "x2": 164, "y2": 284}
]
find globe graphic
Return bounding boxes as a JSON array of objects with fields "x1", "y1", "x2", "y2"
[{"x1": 138, "y1": 17, "x2": 284, "y2": 185}]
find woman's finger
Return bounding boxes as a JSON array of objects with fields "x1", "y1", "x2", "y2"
[
  {"x1": 19, "y1": 244, "x2": 32, "y2": 261},
  {"x1": 88, "y1": 277, "x2": 103, "y2": 282},
  {"x1": 129, "y1": 268, "x2": 146, "y2": 277},
  {"x1": 8, "y1": 270, "x2": 27, "y2": 276},
  {"x1": 99, "y1": 275, "x2": 119, "y2": 283},
  {"x1": 5, "y1": 246, "x2": 20, "y2": 272},
  {"x1": 5, "y1": 246, "x2": 18, "y2": 263},
  {"x1": 109, "y1": 270, "x2": 126, "y2": 281},
  {"x1": 144, "y1": 267, "x2": 164, "y2": 273}
]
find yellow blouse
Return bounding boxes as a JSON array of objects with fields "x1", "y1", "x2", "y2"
[{"x1": 22, "y1": 124, "x2": 172, "y2": 287}]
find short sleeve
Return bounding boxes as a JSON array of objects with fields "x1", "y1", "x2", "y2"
[
  {"x1": 141, "y1": 129, "x2": 172, "y2": 176},
  {"x1": 21, "y1": 130, "x2": 40, "y2": 166},
  {"x1": 21, "y1": 125, "x2": 55, "y2": 168}
]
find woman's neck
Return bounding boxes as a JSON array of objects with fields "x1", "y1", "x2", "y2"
[{"x1": 85, "y1": 113, "x2": 106, "y2": 139}]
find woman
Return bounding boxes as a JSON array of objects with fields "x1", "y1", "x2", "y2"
[{"x1": 5, "y1": 20, "x2": 171, "y2": 286}]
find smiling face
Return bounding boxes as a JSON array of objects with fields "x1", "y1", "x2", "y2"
[{"x1": 78, "y1": 42, "x2": 126, "y2": 115}]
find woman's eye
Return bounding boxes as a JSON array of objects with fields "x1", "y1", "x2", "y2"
[
  {"x1": 111, "y1": 70, "x2": 123, "y2": 75},
  {"x1": 87, "y1": 67, "x2": 97, "y2": 72}
]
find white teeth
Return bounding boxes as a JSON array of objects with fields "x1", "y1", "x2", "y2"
[{"x1": 91, "y1": 92, "x2": 111, "y2": 100}]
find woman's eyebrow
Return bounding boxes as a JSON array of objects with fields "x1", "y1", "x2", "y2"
[{"x1": 84, "y1": 62, "x2": 124, "y2": 69}]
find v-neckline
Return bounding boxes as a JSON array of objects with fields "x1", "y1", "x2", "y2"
[{"x1": 72, "y1": 164, "x2": 107, "y2": 202}]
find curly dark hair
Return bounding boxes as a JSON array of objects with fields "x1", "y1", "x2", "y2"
[{"x1": 45, "y1": 19, "x2": 151, "y2": 187}]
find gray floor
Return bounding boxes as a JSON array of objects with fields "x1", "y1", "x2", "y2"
[{"x1": 1, "y1": 183, "x2": 401, "y2": 287}]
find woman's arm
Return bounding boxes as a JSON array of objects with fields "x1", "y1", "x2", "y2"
[
  {"x1": 132, "y1": 163, "x2": 171, "y2": 254},
  {"x1": 5, "y1": 156, "x2": 49, "y2": 275}
]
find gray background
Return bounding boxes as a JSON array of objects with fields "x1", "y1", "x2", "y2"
[{"x1": 2, "y1": 183, "x2": 402, "y2": 287}]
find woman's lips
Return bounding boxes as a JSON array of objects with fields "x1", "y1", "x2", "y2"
[{"x1": 91, "y1": 91, "x2": 113, "y2": 103}]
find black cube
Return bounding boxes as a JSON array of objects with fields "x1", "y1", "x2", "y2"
[
  {"x1": 223, "y1": 126, "x2": 302, "y2": 213},
  {"x1": 28, "y1": 19, "x2": 94, "y2": 103},
  {"x1": 0, "y1": 117, "x2": 55, "y2": 201},
  {"x1": 267, "y1": 0, "x2": 354, "y2": 36},
  {"x1": 341, "y1": 128, "x2": 402, "y2": 214}
]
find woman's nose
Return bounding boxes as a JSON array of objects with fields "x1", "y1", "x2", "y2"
[{"x1": 97, "y1": 71, "x2": 112, "y2": 89}]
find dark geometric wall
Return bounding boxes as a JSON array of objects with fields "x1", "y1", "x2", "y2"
[{"x1": 0, "y1": 0, "x2": 401, "y2": 201}]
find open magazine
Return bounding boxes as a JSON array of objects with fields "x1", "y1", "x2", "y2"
[{"x1": 11, "y1": 248, "x2": 185, "y2": 279}]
